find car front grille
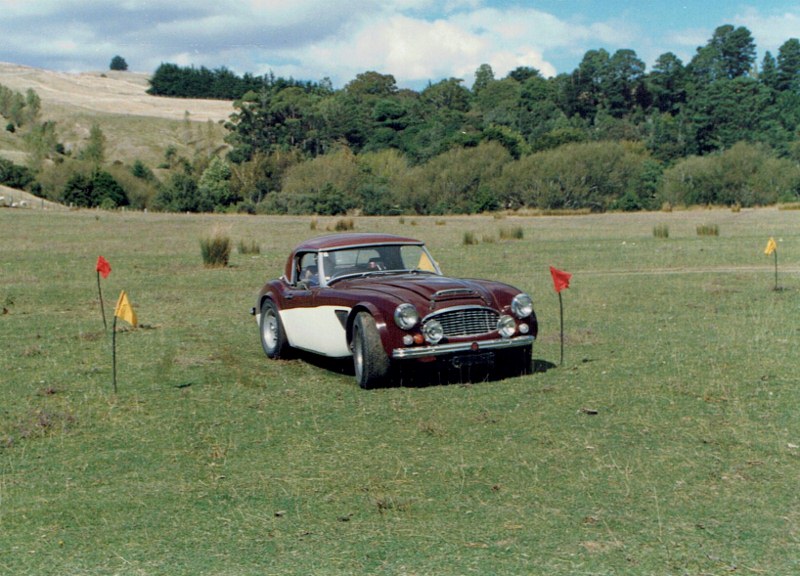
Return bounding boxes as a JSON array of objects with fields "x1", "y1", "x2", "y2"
[{"x1": 426, "y1": 307, "x2": 499, "y2": 337}]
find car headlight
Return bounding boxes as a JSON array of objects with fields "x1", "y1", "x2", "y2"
[
  {"x1": 394, "y1": 303, "x2": 419, "y2": 330},
  {"x1": 422, "y1": 319, "x2": 444, "y2": 344},
  {"x1": 511, "y1": 293, "x2": 533, "y2": 319},
  {"x1": 497, "y1": 315, "x2": 516, "y2": 338}
]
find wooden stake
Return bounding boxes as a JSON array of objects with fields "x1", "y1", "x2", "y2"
[
  {"x1": 97, "y1": 270, "x2": 107, "y2": 331},
  {"x1": 112, "y1": 315, "x2": 118, "y2": 393},
  {"x1": 558, "y1": 291, "x2": 565, "y2": 366}
]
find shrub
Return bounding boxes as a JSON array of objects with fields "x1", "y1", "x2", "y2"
[
  {"x1": 653, "y1": 224, "x2": 669, "y2": 238},
  {"x1": 463, "y1": 231, "x2": 477, "y2": 245},
  {"x1": 200, "y1": 230, "x2": 231, "y2": 267}
]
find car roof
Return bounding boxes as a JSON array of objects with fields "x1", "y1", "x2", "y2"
[{"x1": 295, "y1": 233, "x2": 424, "y2": 252}]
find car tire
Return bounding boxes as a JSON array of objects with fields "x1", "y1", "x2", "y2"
[
  {"x1": 352, "y1": 312, "x2": 390, "y2": 389},
  {"x1": 260, "y1": 299, "x2": 290, "y2": 359}
]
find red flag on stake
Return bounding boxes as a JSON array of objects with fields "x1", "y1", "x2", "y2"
[
  {"x1": 549, "y1": 266, "x2": 572, "y2": 366},
  {"x1": 549, "y1": 266, "x2": 571, "y2": 293},
  {"x1": 96, "y1": 255, "x2": 111, "y2": 278},
  {"x1": 95, "y1": 256, "x2": 111, "y2": 330}
]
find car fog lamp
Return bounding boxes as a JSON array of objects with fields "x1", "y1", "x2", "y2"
[
  {"x1": 422, "y1": 320, "x2": 444, "y2": 344},
  {"x1": 394, "y1": 303, "x2": 419, "y2": 330},
  {"x1": 511, "y1": 293, "x2": 533, "y2": 319},
  {"x1": 519, "y1": 323, "x2": 530, "y2": 334},
  {"x1": 497, "y1": 315, "x2": 516, "y2": 338},
  {"x1": 402, "y1": 334, "x2": 415, "y2": 346}
]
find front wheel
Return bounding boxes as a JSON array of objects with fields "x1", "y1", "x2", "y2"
[
  {"x1": 352, "y1": 312, "x2": 391, "y2": 389},
  {"x1": 260, "y1": 299, "x2": 290, "y2": 359}
]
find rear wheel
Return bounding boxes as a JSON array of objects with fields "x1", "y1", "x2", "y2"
[
  {"x1": 352, "y1": 312, "x2": 391, "y2": 389},
  {"x1": 260, "y1": 299, "x2": 289, "y2": 359}
]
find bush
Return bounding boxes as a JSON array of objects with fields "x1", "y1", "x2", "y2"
[
  {"x1": 200, "y1": 230, "x2": 231, "y2": 267},
  {"x1": 463, "y1": 231, "x2": 477, "y2": 245}
]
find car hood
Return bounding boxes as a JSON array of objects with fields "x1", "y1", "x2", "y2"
[{"x1": 333, "y1": 273, "x2": 515, "y2": 315}]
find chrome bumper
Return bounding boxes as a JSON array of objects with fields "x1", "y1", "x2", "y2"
[{"x1": 392, "y1": 335, "x2": 534, "y2": 360}]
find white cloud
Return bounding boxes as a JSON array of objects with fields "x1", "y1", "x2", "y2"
[{"x1": 734, "y1": 7, "x2": 800, "y2": 55}]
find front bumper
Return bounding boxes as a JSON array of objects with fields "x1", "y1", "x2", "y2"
[{"x1": 392, "y1": 335, "x2": 534, "y2": 360}]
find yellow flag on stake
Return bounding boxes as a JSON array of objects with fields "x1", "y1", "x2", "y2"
[
  {"x1": 764, "y1": 237, "x2": 777, "y2": 256},
  {"x1": 114, "y1": 290, "x2": 137, "y2": 327}
]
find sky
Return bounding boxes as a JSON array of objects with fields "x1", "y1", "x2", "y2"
[{"x1": 1, "y1": 1, "x2": 799, "y2": 90}]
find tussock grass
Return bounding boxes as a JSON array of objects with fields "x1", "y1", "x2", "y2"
[
  {"x1": 237, "y1": 239, "x2": 261, "y2": 254},
  {"x1": 200, "y1": 227, "x2": 231, "y2": 267},
  {"x1": 653, "y1": 223, "x2": 670, "y2": 238},
  {"x1": 696, "y1": 223, "x2": 719, "y2": 236},
  {"x1": 333, "y1": 217, "x2": 354, "y2": 231},
  {"x1": 2, "y1": 208, "x2": 799, "y2": 575},
  {"x1": 499, "y1": 225, "x2": 524, "y2": 240}
]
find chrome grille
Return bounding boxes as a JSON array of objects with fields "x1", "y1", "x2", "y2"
[{"x1": 426, "y1": 307, "x2": 498, "y2": 337}]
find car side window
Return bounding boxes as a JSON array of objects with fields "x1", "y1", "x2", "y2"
[{"x1": 296, "y1": 253, "x2": 319, "y2": 287}]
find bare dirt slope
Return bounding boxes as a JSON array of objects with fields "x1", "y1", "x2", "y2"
[{"x1": 0, "y1": 62, "x2": 233, "y2": 122}]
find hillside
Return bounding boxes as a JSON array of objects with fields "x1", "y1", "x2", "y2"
[{"x1": 0, "y1": 62, "x2": 233, "y2": 168}]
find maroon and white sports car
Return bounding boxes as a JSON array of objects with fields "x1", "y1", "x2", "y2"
[{"x1": 252, "y1": 233, "x2": 538, "y2": 388}]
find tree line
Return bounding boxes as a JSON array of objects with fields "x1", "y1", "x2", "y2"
[{"x1": 2, "y1": 24, "x2": 800, "y2": 213}]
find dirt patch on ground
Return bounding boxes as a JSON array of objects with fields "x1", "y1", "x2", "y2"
[{"x1": 0, "y1": 62, "x2": 233, "y2": 122}]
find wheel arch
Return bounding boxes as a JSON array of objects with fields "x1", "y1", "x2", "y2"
[{"x1": 346, "y1": 303, "x2": 389, "y2": 353}]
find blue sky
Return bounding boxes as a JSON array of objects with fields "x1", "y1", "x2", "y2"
[{"x1": 0, "y1": 1, "x2": 798, "y2": 89}]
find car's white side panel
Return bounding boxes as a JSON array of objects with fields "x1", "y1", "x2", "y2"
[{"x1": 280, "y1": 306, "x2": 351, "y2": 357}]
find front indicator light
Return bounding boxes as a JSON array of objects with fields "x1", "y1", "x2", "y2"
[
  {"x1": 519, "y1": 323, "x2": 530, "y2": 334},
  {"x1": 497, "y1": 315, "x2": 516, "y2": 338},
  {"x1": 422, "y1": 320, "x2": 444, "y2": 344}
]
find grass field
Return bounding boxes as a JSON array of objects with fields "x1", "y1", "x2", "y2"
[{"x1": 1, "y1": 207, "x2": 799, "y2": 575}]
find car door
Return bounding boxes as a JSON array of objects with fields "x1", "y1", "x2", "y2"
[{"x1": 279, "y1": 252, "x2": 351, "y2": 357}]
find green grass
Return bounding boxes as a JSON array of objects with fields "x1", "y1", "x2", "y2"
[{"x1": 1, "y1": 208, "x2": 799, "y2": 575}]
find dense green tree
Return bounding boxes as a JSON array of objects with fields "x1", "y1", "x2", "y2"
[
  {"x1": 61, "y1": 170, "x2": 127, "y2": 208},
  {"x1": 760, "y1": 51, "x2": 779, "y2": 90},
  {"x1": 110, "y1": 55, "x2": 128, "y2": 71},
  {"x1": 565, "y1": 48, "x2": 611, "y2": 119},
  {"x1": 777, "y1": 38, "x2": 800, "y2": 92},
  {"x1": 648, "y1": 52, "x2": 687, "y2": 114},
  {"x1": 605, "y1": 49, "x2": 648, "y2": 117},
  {"x1": 198, "y1": 156, "x2": 239, "y2": 210},
  {"x1": 0, "y1": 157, "x2": 35, "y2": 189},
  {"x1": 345, "y1": 71, "x2": 398, "y2": 99},
  {"x1": 689, "y1": 25, "x2": 756, "y2": 82},
  {"x1": 472, "y1": 63, "x2": 495, "y2": 94},
  {"x1": 688, "y1": 77, "x2": 777, "y2": 153},
  {"x1": 153, "y1": 172, "x2": 200, "y2": 212}
]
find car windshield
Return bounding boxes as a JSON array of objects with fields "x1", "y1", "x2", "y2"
[{"x1": 322, "y1": 244, "x2": 440, "y2": 284}]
